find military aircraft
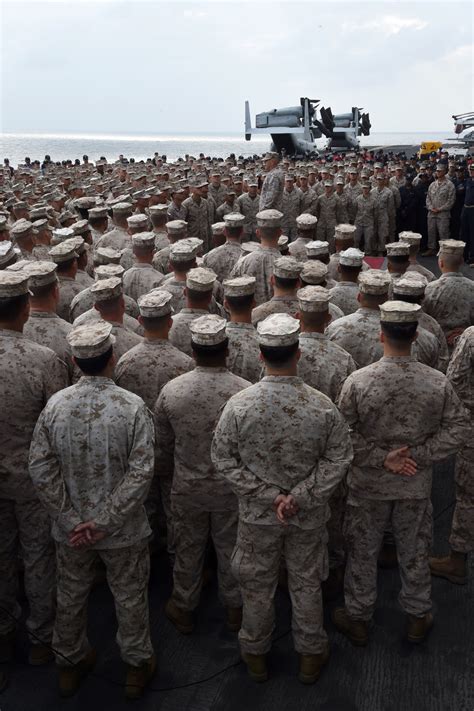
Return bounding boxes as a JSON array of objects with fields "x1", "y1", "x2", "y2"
[{"x1": 244, "y1": 97, "x2": 371, "y2": 155}]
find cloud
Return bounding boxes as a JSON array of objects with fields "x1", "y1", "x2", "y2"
[{"x1": 343, "y1": 15, "x2": 428, "y2": 36}]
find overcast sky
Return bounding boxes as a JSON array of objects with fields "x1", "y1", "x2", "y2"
[{"x1": 1, "y1": 0, "x2": 473, "y2": 135}]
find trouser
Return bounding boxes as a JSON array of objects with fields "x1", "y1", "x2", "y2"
[
  {"x1": 54, "y1": 542, "x2": 153, "y2": 666},
  {"x1": 0, "y1": 497, "x2": 55, "y2": 642},
  {"x1": 344, "y1": 496, "x2": 432, "y2": 621},
  {"x1": 327, "y1": 483, "x2": 347, "y2": 569},
  {"x1": 461, "y1": 206, "x2": 474, "y2": 262},
  {"x1": 374, "y1": 216, "x2": 389, "y2": 252},
  {"x1": 146, "y1": 475, "x2": 174, "y2": 555},
  {"x1": 317, "y1": 221, "x2": 337, "y2": 252},
  {"x1": 354, "y1": 224, "x2": 375, "y2": 253},
  {"x1": 233, "y1": 521, "x2": 328, "y2": 655},
  {"x1": 171, "y1": 502, "x2": 241, "y2": 611},
  {"x1": 449, "y1": 452, "x2": 474, "y2": 553},
  {"x1": 427, "y1": 212, "x2": 451, "y2": 249}
]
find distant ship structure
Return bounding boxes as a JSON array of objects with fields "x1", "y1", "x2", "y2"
[{"x1": 245, "y1": 97, "x2": 371, "y2": 155}]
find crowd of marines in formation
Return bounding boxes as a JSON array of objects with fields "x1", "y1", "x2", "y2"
[{"x1": 0, "y1": 148, "x2": 473, "y2": 699}]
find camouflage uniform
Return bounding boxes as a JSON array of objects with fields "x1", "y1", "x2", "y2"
[
  {"x1": 426, "y1": 179, "x2": 456, "y2": 249},
  {"x1": 182, "y1": 197, "x2": 210, "y2": 250},
  {"x1": 158, "y1": 277, "x2": 223, "y2": 317},
  {"x1": 406, "y1": 262, "x2": 436, "y2": 282},
  {"x1": 338, "y1": 355, "x2": 470, "y2": 620},
  {"x1": 212, "y1": 375, "x2": 353, "y2": 655},
  {"x1": 115, "y1": 338, "x2": 194, "y2": 541},
  {"x1": 423, "y1": 273, "x2": 474, "y2": 339},
  {"x1": 154, "y1": 367, "x2": 250, "y2": 611},
  {"x1": 230, "y1": 247, "x2": 281, "y2": 306},
  {"x1": 281, "y1": 188, "x2": 302, "y2": 240},
  {"x1": 153, "y1": 245, "x2": 173, "y2": 275},
  {"x1": 167, "y1": 201, "x2": 186, "y2": 222},
  {"x1": 371, "y1": 187, "x2": 395, "y2": 252},
  {"x1": 251, "y1": 295, "x2": 299, "y2": 326},
  {"x1": 153, "y1": 228, "x2": 170, "y2": 253},
  {"x1": 329, "y1": 282, "x2": 360, "y2": 315},
  {"x1": 225, "y1": 322, "x2": 262, "y2": 384},
  {"x1": 237, "y1": 193, "x2": 260, "y2": 241},
  {"x1": 203, "y1": 242, "x2": 243, "y2": 282},
  {"x1": 122, "y1": 263, "x2": 165, "y2": 302},
  {"x1": 288, "y1": 236, "x2": 312, "y2": 261},
  {"x1": 75, "y1": 269, "x2": 94, "y2": 289},
  {"x1": 354, "y1": 194, "x2": 376, "y2": 253},
  {"x1": 0, "y1": 329, "x2": 68, "y2": 643},
  {"x1": 72, "y1": 307, "x2": 143, "y2": 336},
  {"x1": 300, "y1": 187, "x2": 318, "y2": 215},
  {"x1": 29, "y1": 376, "x2": 155, "y2": 666},
  {"x1": 24, "y1": 311, "x2": 73, "y2": 376},
  {"x1": 316, "y1": 194, "x2": 344, "y2": 249},
  {"x1": 446, "y1": 327, "x2": 474, "y2": 551},
  {"x1": 216, "y1": 201, "x2": 241, "y2": 221},
  {"x1": 57, "y1": 275, "x2": 83, "y2": 322},
  {"x1": 327, "y1": 307, "x2": 441, "y2": 370},
  {"x1": 327, "y1": 253, "x2": 369, "y2": 282},
  {"x1": 70, "y1": 286, "x2": 140, "y2": 322},
  {"x1": 208, "y1": 184, "x2": 227, "y2": 209},
  {"x1": 169, "y1": 308, "x2": 209, "y2": 356},
  {"x1": 335, "y1": 190, "x2": 350, "y2": 224},
  {"x1": 259, "y1": 168, "x2": 285, "y2": 211},
  {"x1": 96, "y1": 226, "x2": 131, "y2": 252},
  {"x1": 344, "y1": 183, "x2": 362, "y2": 223}
]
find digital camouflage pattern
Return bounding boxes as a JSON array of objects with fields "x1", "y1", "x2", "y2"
[
  {"x1": 423, "y1": 273, "x2": 474, "y2": 337},
  {"x1": 122, "y1": 263, "x2": 165, "y2": 302},
  {"x1": 225, "y1": 322, "x2": 262, "y2": 384}
]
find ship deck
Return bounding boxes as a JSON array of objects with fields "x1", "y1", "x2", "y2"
[{"x1": 1, "y1": 258, "x2": 473, "y2": 711}]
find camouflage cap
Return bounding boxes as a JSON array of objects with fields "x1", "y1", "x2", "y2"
[
  {"x1": 67, "y1": 320, "x2": 116, "y2": 359},
  {"x1": 358, "y1": 270, "x2": 391, "y2": 295},
  {"x1": 223, "y1": 213, "x2": 245, "y2": 228},
  {"x1": 211, "y1": 222, "x2": 226, "y2": 235},
  {"x1": 138, "y1": 289, "x2": 173, "y2": 318},
  {"x1": 49, "y1": 241, "x2": 78, "y2": 263},
  {"x1": 132, "y1": 231, "x2": 155, "y2": 248},
  {"x1": 392, "y1": 273, "x2": 428, "y2": 296},
  {"x1": 301, "y1": 260, "x2": 328, "y2": 285},
  {"x1": 306, "y1": 240, "x2": 329, "y2": 257},
  {"x1": 257, "y1": 313, "x2": 300, "y2": 347},
  {"x1": 166, "y1": 219, "x2": 188, "y2": 234},
  {"x1": 95, "y1": 264, "x2": 125, "y2": 280},
  {"x1": 339, "y1": 247, "x2": 365, "y2": 267},
  {"x1": 0, "y1": 270, "x2": 30, "y2": 297},
  {"x1": 223, "y1": 275, "x2": 256, "y2": 297},
  {"x1": 334, "y1": 223, "x2": 357, "y2": 241},
  {"x1": 91, "y1": 276, "x2": 123, "y2": 302},
  {"x1": 10, "y1": 219, "x2": 33, "y2": 237},
  {"x1": 386, "y1": 241, "x2": 410, "y2": 257},
  {"x1": 52, "y1": 226, "x2": 75, "y2": 244},
  {"x1": 380, "y1": 300, "x2": 421, "y2": 323},
  {"x1": 297, "y1": 285, "x2": 330, "y2": 312},
  {"x1": 186, "y1": 266, "x2": 216, "y2": 292},
  {"x1": 273, "y1": 256, "x2": 302, "y2": 280},
  {"x1": 190, "y1": 314, "x2": 227, "y2": 346},
  {"x1": 398, "y1": 231, "x2": 422, "y2": 245},
  {"x1": 256, "y1": 209, "x2": 283, "y2": 228},
  {"x1": 0, "y1": 241, "x2": 16, "y2": 266},
  {"x1": 95, "y1": 246, "x2": 123, "y2": 265},
  {"x1": 20, "y1": 260, "x2": 58, "y2": 288},
  {"x1": 438, "y1": 239, "x2": 465, "y2": 256},
  {"x1": 296, "y1": 213, "x2": 318, "y2": 230}
]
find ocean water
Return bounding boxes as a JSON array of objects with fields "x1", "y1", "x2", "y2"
[{"x1": 0, "y1": 131, "x2": 454, "y2": 167}]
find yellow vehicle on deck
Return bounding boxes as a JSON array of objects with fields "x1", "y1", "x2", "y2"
[{"x1": 417, "y1": 141, "x2": 443, "y2": 158}]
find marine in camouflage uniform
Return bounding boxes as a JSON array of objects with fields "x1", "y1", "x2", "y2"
[
  {"x1": 237, "y1": 188, "x2": 260, "y2": 242},
  {"x1": 212, "y1": 314, "x2": 352, "y2": 661},
  {"x1": 154, "y1": 316, "x2": 250, "y2": 618},
  {"x1": 353, "y1": 189, "x2": 376, "y2": 254},
  {"x1": 259, "y1": 155, "x2": 285, "y2": 212},
  {"x1": 281, "y1": 181, "x2": 302, "y2": 240},
  {"x1": 29, "y1": 323, "x2": 155, "y2": 669},
  {"x1": 336, "y1": 306, "x2": 470, "y2": 632},
  {"x1": 182, "y1": 190, "x2": 211, "y2": 251},
  {"x1": 315, "y1": 190, "x2": 344, "y2": 250},
  {"x1": 426, "y1": 170, "x2": 456, "y2": 251},
  {"x1": 371, "y1": 181, "x2": 395, "y2": 253},
  {"x1": 223, "y1": 277, "x2": 262, "y2": 384},
  {"x1": 0, "y1": 271, "x2": 68, "y2": 653},
  {"x1": 430, "y1": 327, "x2": 474, "y2": 584}
]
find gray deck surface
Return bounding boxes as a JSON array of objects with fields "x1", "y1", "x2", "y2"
[{"x1": 1, "y1": 258, "x2": 473, "y2": 711}]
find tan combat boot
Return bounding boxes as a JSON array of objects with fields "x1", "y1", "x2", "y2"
[
  {"x1": 125, "y1": 653, "x2": 157, "y2": 700},
  {"x1": 429, "y1": 552, "x2": 467, "y2": 585},
  {"x1": 165, "y1": 598, "x2": 195, "y2": 634},
  {"x1": 58, "y1": 648, "x2": 97, "y2": 698},
  {"x1": 406, "y1": 612, "x2": 434, "y2": 643},
  {"x1": 242, "y1": 652, "x2": 268, "y2": 682},
  {"x1": 331, "y1": 607, "x2": 369, "y2": 646},
  {"x1": 298, "y1": 645, "x2": 330, "y2": 684},
  {"x1": 226, "y1": 606, "x2": 242, "y2": 633}
]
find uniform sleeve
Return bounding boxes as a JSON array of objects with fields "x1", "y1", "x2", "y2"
[
  {"x1": 290, "y1": 408, "x2": 353, "y2": 509},
  {"x1": 93, "y1": 404, "x2": 155, "y2": 533},
  {"x1": 29, "y1": 408, "x2": 82, "y2": 533},
  {"x1": 44, "y1": 352, "x2": 69, "y2": 400},
  {"x1": 446, "y1": 331, "x2": 472, "y2": 411},
  {"x1": 153, "y1": 389, "x2": 175, "y2": 478},
  {"x1": 338, "y1": 377, "x2": 390, "y2": 468},
  {"x1": 426, "y1": 185, "x2": 433, "y2": 211},
  {"x1": 411, "y1": 381, "x2": 471, "y2": 463},
  {"x1": 439, "y1": 182, "x2": 456, "y2": 211},
  {"x1": 211, "y1": 402, "x2": 282, "y2": 505}
]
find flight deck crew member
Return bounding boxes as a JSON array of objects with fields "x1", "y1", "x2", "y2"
[
  {"x1": 29, "y1": 321, "x2": 156, "y2": 699},
  {"x1": 334, "y1": 301, "x2": 470, "y2": 646},
  {"x1": 212, "y1": 313, "x2": 353, "y2": 684}
]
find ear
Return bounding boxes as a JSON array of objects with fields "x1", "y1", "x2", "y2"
[
  {"x1": 270, "y1": 274, "x2": 275, "y2": 287},
  {"x1": 380, "y1": 331, "x2": 385, "y2": 343},
  {"x1": 259, "y1": 351, "x2": 264, "y2": 362},
  {"x1": 138, "y1": 315, "x2": 144, "y2": 326},
  {"x1": 296, "y1": 347, "x2": 301, "y2": 362},
  {"x1": 357, "y1": 292, "x2": 362, "y2": 303}
]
